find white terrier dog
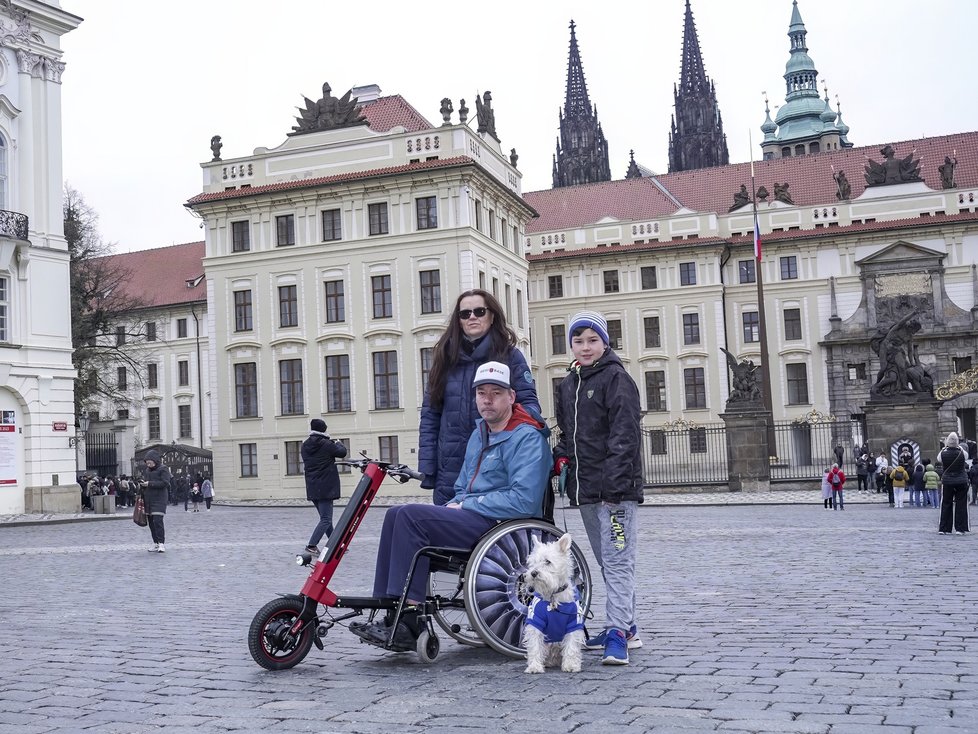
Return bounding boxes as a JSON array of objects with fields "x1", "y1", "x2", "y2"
[{"x1": 522, "y1": 533, "x2": 585, "y2": 673}]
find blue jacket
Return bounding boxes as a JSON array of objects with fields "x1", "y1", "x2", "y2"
[
  {"x1": 419, "y1": 340, "x2": 538, "y2": 505},
  {"x1": 451, "y1": 404, "x2": 551, "y2": 521}
]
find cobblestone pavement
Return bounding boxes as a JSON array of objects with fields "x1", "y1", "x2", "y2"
[{"x1": 0, "y1": 500, "x2": 975, "y2": 733}]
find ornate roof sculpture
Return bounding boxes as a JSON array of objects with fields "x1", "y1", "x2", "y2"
[
  {"x1": 291, "y1": 82, "x2": 368, "y2": 135},
  {"x1": 668, "y1": 0, "x2": 729, "y2": 172},
  {"x1": 552, "y1": 20, "x2": 611, "y2": 188}
]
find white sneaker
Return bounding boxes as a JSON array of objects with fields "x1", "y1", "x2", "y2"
[
  {"x1": 157, "y1": 543, "x2": 166, "y2": 552},
  {"x1": 147, "y1": 544, "x2": 159, "y2": 552}
]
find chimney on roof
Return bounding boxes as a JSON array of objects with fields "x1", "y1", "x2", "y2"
[{"x1": 351, "y1": 84, "x2": 381, "y2": 103}]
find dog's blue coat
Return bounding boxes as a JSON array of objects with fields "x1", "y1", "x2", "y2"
[{"x1": 526, "y1": 592, "x2": 584, "y2": 643}]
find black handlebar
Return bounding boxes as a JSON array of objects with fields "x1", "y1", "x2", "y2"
[{"x1": 336, "y1": 457, "x2": 424, "y2": 484}]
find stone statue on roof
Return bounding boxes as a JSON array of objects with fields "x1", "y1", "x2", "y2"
[
  {"x1": 291, "y1": 82, "x2": 367, "y2": 135},
  {"x1": 773, "y1": 182, "x2": 794, "y2": 205},
  {"x1": 864, "y1": 144, "x2": 922, "y2": 186},
  {"x1": 938, "y1": 155, "x2": 957, "y2": 189},
  {"x1": 210, "y1": 135, "x2": 222, "y2": 162},
  {"x1": 475, "y1": 91, "x2": 498, "y2": 140},
  {"x1": 833, "y1": 169, "x2": 851, "y2": 200},
  {"x1": 729, "y1": 184, "x2": 751, "y2": 212},
  {"x1": 756, "y1": 186, "x2": 769, "y2": 203}
]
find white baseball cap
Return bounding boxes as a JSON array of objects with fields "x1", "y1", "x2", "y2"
[{"x1": 473, "y1": 361, "x2": 511, "y2": 389}]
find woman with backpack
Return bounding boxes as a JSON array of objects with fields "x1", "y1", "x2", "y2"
[
  {"x1": 889, "y1": 463, "x2": 911, "y2": 509},
  {"x1": 938, "y1": 432, "x2": 970, "y2": 535},
  {"x1": 828, "y1": 463, "x2": 846, "y2": 510}
]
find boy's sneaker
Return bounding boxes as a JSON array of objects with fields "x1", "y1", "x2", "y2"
[
  {"x1": 584, "y1": 624, "x2": 641, "y2": 650},
  {"x1": 602, "y1": 628, "x2": 629, "y2": 665},
  {"x1": 157, "y1": 544, "x2": 166, "y2": 553},
  {"x1": 147, "y1": 543, "x2": 159, "y2": 552}
]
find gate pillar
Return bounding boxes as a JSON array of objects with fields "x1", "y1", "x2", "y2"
[
  {"x1": 862, "y1": 398, "x2": 944, "y2": 463},
  {"x1": 721, "y1": 408, "x2": 772, "y2": 492}
]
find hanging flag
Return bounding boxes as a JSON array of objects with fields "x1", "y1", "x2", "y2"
[{"x1": 753, "y1": 213, "x2": 762, "y2": 261}]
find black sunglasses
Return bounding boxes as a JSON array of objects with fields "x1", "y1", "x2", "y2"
[{"x1": 458, "y1": 307, "x2": 489, "y2": 320}]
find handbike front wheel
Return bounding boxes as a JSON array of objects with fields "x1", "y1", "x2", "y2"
[{"x1": 248, "y1": 596, "x2": 315, "y2": 670}]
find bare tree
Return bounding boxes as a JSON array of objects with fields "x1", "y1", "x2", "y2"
[{"x1": 66, "y1": 185, "x2": 151, "y2": 413}]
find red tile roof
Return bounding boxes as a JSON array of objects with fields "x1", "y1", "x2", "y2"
[
  {"x1": 525, "y1": 131, "x2": 978, "y2": 233},
  {"x1": 95, "y1": 241, "x2": 206, "y2": 308},
  {"x1": 187, "y1": 156, "x2": 474, "y2": 206},
  {"x1": 361, "y1": 94, "x2": 433, "y2": 133},
  {"x1": 527, "y1": 210, "x2": 978, "y2": 262}
]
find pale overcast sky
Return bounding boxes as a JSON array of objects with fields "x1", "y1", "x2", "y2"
[{"x1": 59, "y1": 0, "x2": 976, "y2": 253}]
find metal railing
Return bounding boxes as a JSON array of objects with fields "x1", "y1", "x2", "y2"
[
  {"x1": 642, "y1": 420, "x2": 729, "y2": 486},
  {"x1": 770, "y1": 418, "x2": 860, "y2": 480},
  {"x1": 0, "y1": 209, "x2": 28, "y2": 241}
]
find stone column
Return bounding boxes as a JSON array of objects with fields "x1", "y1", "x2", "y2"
[
  {"x1": 721, "y1": 407, "x2": 772, "y2": 492},
  {"x1": 862, "y1": 399, "x2": 944, "y2": 462}
]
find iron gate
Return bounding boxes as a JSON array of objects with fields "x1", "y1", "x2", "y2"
[
  {"x1": 643, "y1": 419, "x2": 728, "y2": 486},
  {"x1": 85, "y1": 432, "x2": 119, "y2": 478}
]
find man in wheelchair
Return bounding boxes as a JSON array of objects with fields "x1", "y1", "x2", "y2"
[{"x1": 350, "y1": 361, "x2": 551, "y2": 649}]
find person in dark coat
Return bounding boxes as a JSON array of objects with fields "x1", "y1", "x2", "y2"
[
  {"x1": 140, "y1": 449, "x2": 172, "y2": 553},
  {"x1": 968, "y1": 460, "x2": 978, "y2": 506},
  {"x1": 301, "y1": 418, "x2": 348, "y2": 554},
  {"x1": 553, "y1": 311, "x2": 643, "y2": 665},
  {"x1": 938, "y1": 432, "x2": 970, "y2": 534},
  {"x1": 418, "y1": 289, "x2": 538, "y2": 505}
]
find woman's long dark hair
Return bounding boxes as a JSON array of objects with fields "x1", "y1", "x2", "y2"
[{"x1": 427, "y1": 289, "x2": 516, "y2": 409}]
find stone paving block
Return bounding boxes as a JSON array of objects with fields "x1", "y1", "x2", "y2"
[{"x1": 716, "y1": 718, "x2": 829, "y2": 732}]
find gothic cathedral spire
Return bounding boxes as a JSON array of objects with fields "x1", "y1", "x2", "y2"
[
  {"x1": 552, "y1": 20, "x2": 611, "y2": 188},
  {"x1": 668, "y1": 0, "x2": 729, "y2": 172}
]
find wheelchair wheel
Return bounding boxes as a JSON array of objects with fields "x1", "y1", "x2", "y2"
[
  {"x1": 462, "y1": 519, "x2": 592, "y2": 659},
  {"x1": 428, "y1": 569, "x2": 485, "y2": 648}
]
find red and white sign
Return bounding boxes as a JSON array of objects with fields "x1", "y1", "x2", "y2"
[{"x1": 52, "y1": 421, "x2": 68, "y2": 432}]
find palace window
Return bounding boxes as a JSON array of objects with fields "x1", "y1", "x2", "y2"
[
  {"x1": 368, "y1": 203, "x2": 389, "y2": 235},
  {"x1": 373, "y1": 351, "x2": 399, "y2": 409},
  {"x1": 786, "y1": 363, "x2": 810, "y2": 404},
  {"x1": 279, "y1": 359, "x2": 304, "y2": 415},
  {"x1": 551, "y1": 324, "x2": 566, "y2": 355},
  {"x1": 178, "y1": 360, "x2": 189, "y2": 387},
  {"x1": 178, "y1": 405, "x2": 192, "y2": 438},
  {"x1": 645, "y1": 370, "x2": 666, "y2": 412},
  {"x1": 278, "y1": 285, "x2": 298, "y2": 328},
  {"x1": 416, "y1": 196, "x2": 437, "y2": 230},
  {"x1": 240, "y1": 443, "x2": 258, "y2": 477},
  {"x1": 177, "y1": 318, "x2": 188, "y2": 338},
  {"x1": 147, "y1": 407, "x2": 160, "y2": 441},
  {"x1": 379, "y1": 435, "x2": 399, "y2": 463},
  {"x1": 680, "y1": 262, "x2": 697, "y2": 286},
  {"x1": 325, "y1": 355, "x2": 351, "y2": 412},
  {"x1": 682, "y1": 313, "x2": 700, "y2": 345},
  {"x1": 420, "y1": 270, "x2": 441, "y2": 314},
  {"x1": 684, "y1": 367, "x2": 706, "y2": 409},
  {"x1": 780, "y1": 256, "x2": 799, "y2": 280},
  {"x1": 641, "y1": 266, "x2": 657, "y2": 290},
  {"x1": 738, "y1": 259, "x2": 756, "y2": 284},
  {"x1": 322, "y1": 209, "x2": 342, "y2": 241},
  {"x1": 644, "y1": 316, "x2": 661, "y2": 348},
  {"x1": 275, "y1": 214, "x2": 295, "y2": 246},
  {"x1": 603, "y1": 270, "x2": 620, "y2": 294},
  {"x1": 607, "y1": 319, "x2": 623, "y2": 350},
  {"x1": 147, "y1": 363, "x2": 158, "y2": 390},
  {"x1": 234, "y1": 363, "x2": 258, "y2": 418},
  {"x1": 548, "y1": 275, "x2": 563, "y2": 299},
  {"x1": 231, "y1": 220, "x2": 250, "y2": 252},
  {"x1": 783, "y1": 308, "x2": 802, "y2": 341},
  {"x1": 743, "y1": 311, "x2": 759, "y2": 343},
  {"x1": 324, "y1": 280, "x2": 345, "y2": 323},
  {"x1": 285, "y1": 441, "x2": 303, "y2": 475},
  {"x1": 233, "y1": 290, "x2": 252, "y2": 331},
  {"x1": 371, "y1": 275, "x2": 393, "y2": 318}
]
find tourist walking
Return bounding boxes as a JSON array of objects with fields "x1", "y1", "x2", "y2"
[
  {"x1": 201, "y1": 474, "x2": 214, "y2": 510},
  {"x1": 828, "y1": 463, "x2": 846, "y2": 510},
  {"x1": 923, "y1": 461, "x2": 941, "y2": 509},
  {"x1": 937, "y1": 432, "x2": 970, "y2": 535},
  {"x1": 889, "y1": 463, "x2": 910, "y2": 509},
  {"x1": 821, "y1": 468, "x2": 833, "y2": 509},
  {"x1": 910, "y1": 462, "x2": 926, "y2": 508},
  {"x1": 418, "y1": 289, "x2": 539, "y2": 506},
  {"x1": 140, "y1": 449, "x2": 172, "y2": 553},
  {"x1": 301, "y1": 418, "x2": 348, "y2": 555}
]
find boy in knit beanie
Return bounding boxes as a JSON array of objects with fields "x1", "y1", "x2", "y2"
[{"x1": 553, "y1": 310, "x2": 643, "y2": 665}]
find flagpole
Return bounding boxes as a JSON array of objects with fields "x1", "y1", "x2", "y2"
[{"x1": 750, "y1": 130, "x2": 776, "y2": 459}]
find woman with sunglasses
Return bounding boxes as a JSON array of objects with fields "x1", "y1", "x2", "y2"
[{"x1": 419, "y1": 289, "x2": 539, "y2": 505}]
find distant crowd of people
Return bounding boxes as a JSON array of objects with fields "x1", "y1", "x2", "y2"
[
  {"x1": 822, "y1": 433, "x2": 976, "y2": 534},
  {"x1": 78, "y1": 467, "x2": 214, "y2": 513}
]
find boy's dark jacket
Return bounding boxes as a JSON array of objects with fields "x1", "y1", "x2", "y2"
[{"x1": 553, "y1": 348, "x2": 643, "y2": 506}]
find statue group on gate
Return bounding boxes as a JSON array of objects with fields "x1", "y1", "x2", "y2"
[
  {"x1": 869, "y1": 312, "x2": 934, "y2": 400},
  {"x1": 721, "y1": 348, "x2": 761, "y2": 405}
]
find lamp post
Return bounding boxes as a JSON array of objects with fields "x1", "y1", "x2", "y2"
[{"x1": 70, "y1": 410, "x2": 91, "y2": 470}]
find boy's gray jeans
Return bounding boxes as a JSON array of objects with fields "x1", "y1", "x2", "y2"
[{"x1": 579, "y1": 500, "x2": 638, "y2": 633}]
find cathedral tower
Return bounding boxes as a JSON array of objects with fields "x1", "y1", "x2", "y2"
[
  {"x1": 668, "y1": 0, "x2": 729, "y2": 172},
  {"x1": 552, "y1": 21, "x2": 611, "y2": 188}
]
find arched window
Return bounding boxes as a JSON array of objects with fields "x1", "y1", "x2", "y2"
[
  {"x1": 809, "y1": 141, "x2": 820, "y2": 154},
  {"x1": 795, "y1": 144, "x2": 805, "y2": 156},
  {"x1": 782, "y1": 147, "x2": 792, "y2": 158}
]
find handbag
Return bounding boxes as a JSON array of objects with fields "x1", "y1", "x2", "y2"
[{"x1": 132, "y1": 495, "x2": 148, "y2": 527}]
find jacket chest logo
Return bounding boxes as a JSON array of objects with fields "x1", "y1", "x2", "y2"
[{"x1": 586, "y1": 389, "x2": 595, "y2": 399}]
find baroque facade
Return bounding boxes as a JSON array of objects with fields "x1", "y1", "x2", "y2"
[
  {"x1": 524, "y1": 133, "x2": 978, "y2": 445},
  {"x1": 181, "y1": 84, "x2": 533, "y2": 498},
  {"x1": 0, "y1": 1, "x2": 81, "y2": 514}
]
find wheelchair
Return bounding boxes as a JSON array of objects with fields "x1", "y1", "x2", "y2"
[{"x1": 248, "y1": 457, "x2": 592, "y2": 668}]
